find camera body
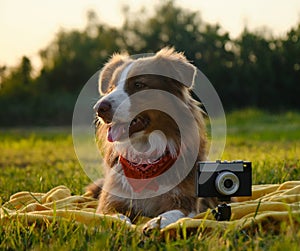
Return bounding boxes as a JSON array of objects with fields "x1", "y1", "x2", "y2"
[{"x1": 196, "y1": 160, "x2": 252, "y2": 200}]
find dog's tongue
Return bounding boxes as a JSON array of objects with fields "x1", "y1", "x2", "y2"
[{"x1": 107, "y1": 124, "x2": 128, "y2": 142}]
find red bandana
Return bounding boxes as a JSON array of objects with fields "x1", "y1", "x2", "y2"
[{"x1": 119, "y1": 152, "x2": 177, "y2": 193}]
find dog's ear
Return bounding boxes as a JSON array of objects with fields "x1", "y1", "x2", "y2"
[
  {"x1": 99, "y1": 53, "x2": 129, "y2": 94},
  {"x1": 155, "y1": 47, "x2": 197, "y2": 89}
]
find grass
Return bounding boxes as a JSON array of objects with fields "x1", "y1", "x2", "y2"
[{"x1": 0, "y1": 108, "x2": 300, "y2": 250}]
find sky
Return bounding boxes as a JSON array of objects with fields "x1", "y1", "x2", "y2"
[{"x1": 1, "y1": 0, "x2": 300, "y2": 69}]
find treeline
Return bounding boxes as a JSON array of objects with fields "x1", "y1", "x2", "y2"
[{"x1": 0, "y1": 1, "x2": 299, "y2": 126}]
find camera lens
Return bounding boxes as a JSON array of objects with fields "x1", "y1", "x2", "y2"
[
  {"x1": 215, "y1": 171, "x2": 240, "y2": 196},
  {"x1": 224, "y1": 179, "x2": 233, "y2": 189}
]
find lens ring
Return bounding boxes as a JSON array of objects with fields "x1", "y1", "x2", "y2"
[{"x1": 215, "y1": 171, "x2": 240, "y2": 196}]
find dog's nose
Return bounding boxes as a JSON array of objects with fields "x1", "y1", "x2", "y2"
[
  {"x1": 97, "y1": 100, "x2": 111, "y2": 114},
  {"x1": 96, "y1": 100, "x2": 112, "y2": 123}
]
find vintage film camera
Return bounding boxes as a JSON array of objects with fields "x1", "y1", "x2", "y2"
[{"x1": 196, "y1": 160, "x2": 252, "y2": 220}]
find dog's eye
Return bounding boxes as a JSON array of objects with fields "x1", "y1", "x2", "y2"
[{"x1": 134, "y1": 81, "x2": 145, "y2": 89}]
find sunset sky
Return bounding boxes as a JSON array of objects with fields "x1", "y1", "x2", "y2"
[{"x1": 1, "y1": 0, "x2": 300, "y2": 69}]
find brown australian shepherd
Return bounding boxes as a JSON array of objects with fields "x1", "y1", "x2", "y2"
[{"x1": 88, "y1": 47, "x2": 217, "y2": 232}]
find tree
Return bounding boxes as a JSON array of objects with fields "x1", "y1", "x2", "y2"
[
  {"x1": 280, "y1": 24, "x2": 300, "y2": 108},
  {"x1": 0, "y1": 56, "x2": 33, "y2": 97},
  {"x1": 1, "y1": 0, "x2": 300, "y2": 126},
  {"x1": 37, "y1": 11, "x2": 123, "y2": 92}
]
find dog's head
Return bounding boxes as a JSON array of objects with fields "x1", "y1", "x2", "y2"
[{"x1": 94, "y1": 47, "x2": 206, "y2": 169}]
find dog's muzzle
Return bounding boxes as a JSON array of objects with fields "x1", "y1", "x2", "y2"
[{"x1": 95, "y1": 99, "x2": 113, "y2": 123}]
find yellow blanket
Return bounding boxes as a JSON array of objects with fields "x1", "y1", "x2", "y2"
[{"x1": 1, "y1": 181, "x2": 300, "y2": 236}]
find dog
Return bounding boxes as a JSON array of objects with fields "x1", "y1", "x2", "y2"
[{"x1": 88, "y1": 47, "x2": 217, "y2": 233}]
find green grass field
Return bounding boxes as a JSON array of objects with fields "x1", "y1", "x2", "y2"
[{"x1": 0, "y1": 109, "x2": 299, "y2": 250}]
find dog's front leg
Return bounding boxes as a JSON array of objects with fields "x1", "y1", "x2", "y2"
[{"x1": 142, "y1": 210, "x2": 185, "y2": 235}]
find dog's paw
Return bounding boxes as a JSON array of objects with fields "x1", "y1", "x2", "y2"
[
  {"x1": 111, "y1": 213, "x2": 132, "y2": 226},
  {"x1": 142, "y1": 216, "x2": 162, "y2": 236},
  {"x1": 142, "y1": 210, "x2": 185, "y2": 236}
]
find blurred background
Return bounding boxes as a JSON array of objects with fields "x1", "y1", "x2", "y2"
[{"x1": 1, "y1": 0, "x2": 300, "y2": 126}]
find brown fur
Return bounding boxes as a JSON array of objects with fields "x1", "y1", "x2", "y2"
[{"x1": 88, "y1": 47, "x2": 217, "y2": 223}]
